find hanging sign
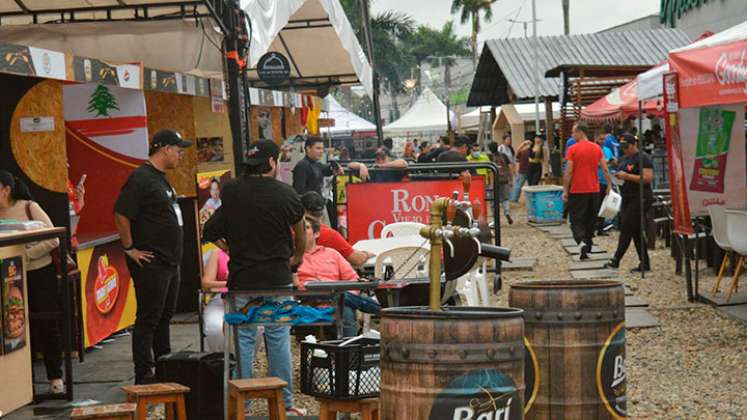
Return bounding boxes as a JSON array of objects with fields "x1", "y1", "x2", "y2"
[{"x1": 257, "y1": 52, "x2": 291, "y2": 85}]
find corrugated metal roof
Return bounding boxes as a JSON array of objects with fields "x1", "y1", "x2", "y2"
[{"x1": 467, "y1": 28, "x2": 691, "y2": 106}]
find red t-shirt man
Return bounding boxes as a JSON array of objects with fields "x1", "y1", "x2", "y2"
[{"x1": 566, "y1": 140, "x2": 603, "y2": 194}]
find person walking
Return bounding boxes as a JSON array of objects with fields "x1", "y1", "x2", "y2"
[
  {"x1": 603, "y1": 124, "x2": 620, "y2": 160},
  {"x1": 497, "y1": 134, "x2": 515, "y2": 164},
  {"x1": 488, "y1": 142, "x2": 514, "y2": 224},
  {"x1": 594, "y1": 133, "x2": 616, "y2": 236},
  {"x1": 527, "y1": 135, "x2": 546, "y2": 186},
  {"x1": 510, "y1": 138, "x2": 532, "y2": 202},
  {"x1": 605, "y1": 134, "x2": 654, "y2": 273},
  {"x1": 113, "y1": 129, "x2": 192, "y2": 384},
  {"x1": 203, "y1": 139, "x2": 307, "y2": 416},
  {"x1": 563, "y1": 123, "x2": 612, "y2": 260}
]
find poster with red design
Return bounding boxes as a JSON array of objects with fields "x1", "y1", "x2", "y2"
[
  {"x1": 346, "y1": 178, "x2": 487, "y2": 244},
  {"x1": 63, "y1": 83, "x2": 148, "y2": 244},
  {"x1": 663, "y1": 73, "x2": 693, "y2": 235},
  {"x1": 76, "y1": 242, "x2": 136, "y2": 347}
]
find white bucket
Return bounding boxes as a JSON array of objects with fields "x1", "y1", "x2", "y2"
[{"x1": 598, "y1": 190, "x2": 622, "y2": 219}]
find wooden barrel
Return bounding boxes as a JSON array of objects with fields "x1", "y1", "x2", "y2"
[
  {"x1": 509, "y1": 280, "x2": 626, "y2": 420},
  {"x1": 380, "y1": 307, "x2": 525, "y2": 420}
]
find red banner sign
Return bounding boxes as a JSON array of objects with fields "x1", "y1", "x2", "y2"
[
  {"x1": 663, "y1": 72, "x2": 694, "y2": 235},
  {"x1": 669, "y1": 39, "x2": 747, "y2": 108},
  {"x1": 346, "y1": 178, "x2": 487, "y2": 244}
]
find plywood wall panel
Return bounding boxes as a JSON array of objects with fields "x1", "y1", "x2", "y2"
[{"x1": 193, "y1": 96, "x2": 233, "y2": 174}]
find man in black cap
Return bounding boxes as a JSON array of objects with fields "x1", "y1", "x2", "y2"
[
  {"x1": 203, "y1": 140, "x2": 307, "y2": 415},
  {"x1": 605, "y1": 134, "x2": 654, "y2": 273},
  {"x1": 113, "y1": 128, "x2": 192, "y2": 384}
]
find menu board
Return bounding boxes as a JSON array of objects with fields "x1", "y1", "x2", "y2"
[{"x1": 2, "y1": 256, "x2": 26, "y2": 354}]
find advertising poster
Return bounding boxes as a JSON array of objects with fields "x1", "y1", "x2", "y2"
[
  {"x1": 196, "y1": 170, "x2": 231, "y2": 257},
  {"x1": 2, "y1": 257, "x2": 25, "y2": 354},
  {"x1": 680, "y1": 104, "x2": 746, "y2": 216},
  {"x1": 663, "y1": 72, "x2": 694, "y2": 235},
  {"x1": 197, "y1": 137, "x2": 225, "y2": 163},
  {"x1": 63, "y1": 83, "x2": 148, "y2": 244},
  {"x1": 77, "y1": 242, "x2": 136, "y2": 347},
  {"x1": 346, "y1": 178, "x2": 487, "y2": 244}
]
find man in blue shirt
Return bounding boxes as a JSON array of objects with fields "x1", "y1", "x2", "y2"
[
  {"x1": 603, "y1": 124, "x2": 620, "y2": 160},
  {"x1": 595, "y1": 133, "x2": 616, "y2": 236}
]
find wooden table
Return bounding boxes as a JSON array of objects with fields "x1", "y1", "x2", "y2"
[{"x1": 353, "y1": 235, "x2": 430, "y2": 267}]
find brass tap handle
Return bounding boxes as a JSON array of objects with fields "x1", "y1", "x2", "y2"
[{"x1": 472, "y1": 199, "x2": 482, "y2": 220}]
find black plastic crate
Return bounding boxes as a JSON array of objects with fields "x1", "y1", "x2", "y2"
[{"x1": 300, "y1": 337, "x2": 380, "y2": 399}]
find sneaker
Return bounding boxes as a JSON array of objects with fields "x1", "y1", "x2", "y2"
[
  {"x1": 287, "y1": 406, "x2": 308, "y2": 417},
  {"x1": 579, "y1": 243, "x2": 591, "y2": 260},
  {"x1": 630, "y1": 266, "x2": 651, "y2": 274},
  {"x1": 50, "y1": 380, "x2": 65, "y2": 394},
  {"x1": 506, "y1": 214, "x2": 514, "y2": 225},
  {"x1": 596, "y1": 230, "x2": 609, "y2": 237}
]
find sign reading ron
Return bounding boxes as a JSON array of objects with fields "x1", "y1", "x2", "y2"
[{"x1": 257, "y1": 52, "x2": 291, "y2": 85}]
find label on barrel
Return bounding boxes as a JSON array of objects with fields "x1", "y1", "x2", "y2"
[
  {"x1": 523, "y1": 337, "x2": 540, "y2": 414},
  {"x1": 597, "y1": 322, "x2": 627, "y2": 419},
  {"x1": 429, "y1": 368, "x2": 522, "y2": 420}
]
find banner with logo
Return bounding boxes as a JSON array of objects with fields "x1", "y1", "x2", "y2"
[
  {"x1": 669, "y1": 38, "x2": 747, "y2": 108},
  {"x1": 680, "y1": 104, "x2": 746, "y2": 215},
  {"x1": 64, "y1": 83, "x2": 148, "y2": 244},
  {"x1": 346, "y1": 178, "x2": 487, "y2": 244},
  {"x1": 77, "y1": 242, "x2": 136, "y2": 348}
]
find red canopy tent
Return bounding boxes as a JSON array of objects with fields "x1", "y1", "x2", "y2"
[{"x1": 580, "y1": 79, "x2": 663, "y2": 122}]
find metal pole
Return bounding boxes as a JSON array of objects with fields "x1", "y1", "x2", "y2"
[
  {"x1": 360, "y1": 0, "x2": 384, "y2": 145},
  {"x1": 638, "y1": 101, "x2": 646, "y2": 279},
  {"x1": 224, "y1": 0, "x2": 250, "y2": 174},
  {"x1": 562, "y1": 0, "x2": 570, "y2": 35},
  {"x1": 532, "y1": 0, "x2": 540, "y2": 134}
]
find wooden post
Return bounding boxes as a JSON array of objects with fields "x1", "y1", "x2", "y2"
[{"x1": 544, "y1": 97, "x2": 554, "y2": 149}]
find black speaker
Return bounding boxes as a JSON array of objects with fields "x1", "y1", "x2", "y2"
[{"x1": 157, "y1": 351, "x2": 232, "y2": 420}]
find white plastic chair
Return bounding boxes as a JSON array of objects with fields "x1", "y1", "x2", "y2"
[
  {"x1": 707, "y1": 206, "x2": 733, "y2": 294},
  {"x1": 455, "y1": 275, "x2": 479, "y2": 306},
  {"x1": 374, "y1": 246, "x2": 429, "y2": 280},
  {"x1": 724, "y1": 210, "x2": 747, "y2": 302},
  {"x1": 380, "y1": 222, "x2": 426, "y2": 238}
]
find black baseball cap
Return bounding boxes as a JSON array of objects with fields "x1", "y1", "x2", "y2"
[
  {"x1": 619, "y1": 133, "x2": 636, "y2": 147},
  {"x1": 150, "y1": 129, "x2": 192, "y2": 152},
  {"x1": 244, "y1": 139, "x2": 280, "y2": 166},
  {"x1": 301, "y1": 191, "x2": 326, "y2": 213}
]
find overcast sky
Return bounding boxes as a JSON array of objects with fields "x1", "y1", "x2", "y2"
[{"x1": 371, "y1": 0, "x2": 660, "y2": 40}]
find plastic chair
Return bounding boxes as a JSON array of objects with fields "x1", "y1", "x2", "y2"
[
  {"x1": 708, "y1": 205, "x2": 733, "y2": 294},
  {"x1": 374, "y1": 246, "x2": 429, "y2": 280},
  {"x1": 380, "y1": 222, "x2": 426, "y2": 238},
  {"x1": 724, "y1": 210, "x2": 747, "y2": 303}
]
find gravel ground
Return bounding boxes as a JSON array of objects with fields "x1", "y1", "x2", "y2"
[{"x1": 151, "y1": 203, "x2": 747, "y2": 419}]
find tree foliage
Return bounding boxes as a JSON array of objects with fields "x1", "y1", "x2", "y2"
[{"x1": 450, "y1": 0, "x2": 498, "y2": 62}]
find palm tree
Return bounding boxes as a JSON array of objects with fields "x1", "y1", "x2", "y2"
[{"x1": 450, "y1": 0, "x2": 498, "y2": 65}]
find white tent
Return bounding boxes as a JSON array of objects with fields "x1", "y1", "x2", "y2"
[
  {"x1": 635, "y1": 62, "x2": 669, "y2": 101},
  {"x1": 459, "y1": 107, "x2": 491, "y2": 131},
  {"x1": 322, "y1": 95, "x2": 376, "y2": 137},
  {"x1": 384, "y1": 88, "x2": 456, "y2": 137},
  {"x1": 244, "y1": 0, "x2": 373, "y2": 97}
]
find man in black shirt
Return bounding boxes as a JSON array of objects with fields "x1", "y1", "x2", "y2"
[
  {"x1": 293, "y1": 136, "x2": 368, "y2": 224},
  {"x1": 605, "y1": 134, "x2": 654, "y2": 273},
  {"x1": 369, "y1": 148, "x2": 408, "y2": 183},
  {"x1": 437, "y1": 134, "x2": 470, "y2": 163},
  {"x1": 202, "y1": 140, "x2": 306, "y2": 414},
  {"x1": 113, "y1": 128, "x2": 192, "y2": 384}
]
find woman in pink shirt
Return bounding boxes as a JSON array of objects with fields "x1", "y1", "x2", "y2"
[{"x1": 297, "y1": 218, "x2": 380, "y2": 336}]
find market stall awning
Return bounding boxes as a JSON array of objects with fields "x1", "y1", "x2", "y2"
[
  {"x1": 581, "y1": 79, "x2": 663, "y2": 122},
  {"x1": 383, "y1": 88, "x2": 456, "y2": 136},
  {"x1": 460, "y1": 103, "x2": 560, "y2": 131},
  {"x1": 636, "y1": 62, "x2": 669, "y2": 101},
  {"x1": 669, "y1": 20, "x2": 747, "y2": 108},
  {"x1": 244, "y1": 0, "x2": 373, "y2": 97}
]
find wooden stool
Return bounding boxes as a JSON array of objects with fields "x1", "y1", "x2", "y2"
[
  {"x1": 71, "y1": 403, "x2": 137, "y2": 419},
  {"x1": 228, "y1": 377, "x2": 287, "y2": 420},
  {"x1": 121, "y1": 383, "x2": 190, "y2": 420},
  {"x1": 318, "y1": 398, "x2": 379, "y2": 420}
]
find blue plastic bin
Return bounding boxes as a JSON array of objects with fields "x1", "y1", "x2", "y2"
[{"x1": 523, "y1": 185, "x2": 565, "y2": 223}]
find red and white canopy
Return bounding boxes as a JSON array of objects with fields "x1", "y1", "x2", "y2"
[
  {"x1": 668, "y1": 20, "x2": 747, "y2": 108},
  {"x1": 580, "y1": 79, "x2": 662, "y2": 122}
]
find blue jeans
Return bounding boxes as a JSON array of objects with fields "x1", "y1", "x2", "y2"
[
  {"x1": 235, "y1": 297, "x2": 294, "y2": 408},
  {"x1": 510, "y1": 173, "x2": 528, "y2": 202},
  {"x1": 342, "y1": 293, "x2": 380, "y2": 337}
]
